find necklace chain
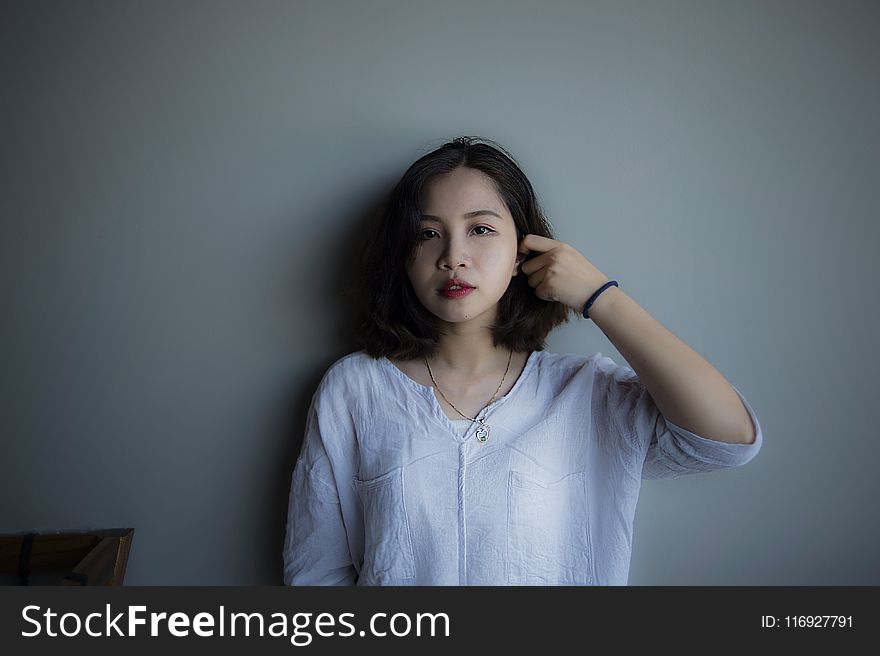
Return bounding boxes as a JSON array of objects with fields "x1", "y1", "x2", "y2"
[{"x1": 424, "y1": 349, "x2": 513, "y2": 442}]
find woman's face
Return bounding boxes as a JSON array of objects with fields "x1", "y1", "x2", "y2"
[{"x1": 406, "y1": 166, "x2": 522, "y2": 326}]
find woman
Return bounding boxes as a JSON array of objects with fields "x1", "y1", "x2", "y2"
[{"x1": 283, "y1": 136, "x2": 762, "y2": 585}]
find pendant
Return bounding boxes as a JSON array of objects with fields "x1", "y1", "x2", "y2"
[{"x1": 475, "y1": 422, "x2": 490, "y2": 443}]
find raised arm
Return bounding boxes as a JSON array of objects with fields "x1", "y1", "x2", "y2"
[
  {"x1": 587, "y1": 286, "x2": 755, "y2": 445},
  {"x1": 517, "y1": 232, "x2": 756, "y2": 445}
]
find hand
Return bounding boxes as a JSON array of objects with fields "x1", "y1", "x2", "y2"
[{"x1": 517, "y1": 234, "x2": 611, "y2": 312}]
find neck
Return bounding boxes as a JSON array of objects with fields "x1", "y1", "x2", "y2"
[{"x1": 428, "y1": 325, "x2": 512, "y2": 381}]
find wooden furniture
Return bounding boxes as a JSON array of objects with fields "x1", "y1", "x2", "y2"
[{"x1": 0, "y1": 528, "x2": 134, "y2": 585}]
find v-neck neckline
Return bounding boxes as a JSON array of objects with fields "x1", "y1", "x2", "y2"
[{"x1": 380, "y1": 350, "x2": 540, "y2": 443}]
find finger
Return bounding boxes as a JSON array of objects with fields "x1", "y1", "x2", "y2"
[
  {"x1": 519, "y1": 233, "x2": 557, "y2": 253},
  {"x1": 527, "y1": 267, "x2": 548, "y2": 288},
  {"x1": 536, "y1": 282, "x2": 560, "y2": 302},
  {"x1": 520, "y1": 250, "x2": 551, "y2": 275}
]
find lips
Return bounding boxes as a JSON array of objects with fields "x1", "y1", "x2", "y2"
[
  {"x1": 440, "y1": 286, "x2": 474, "y2": 299},
  {"x1": 439, "y1": 278, "x2": 474, "y2": 291}
]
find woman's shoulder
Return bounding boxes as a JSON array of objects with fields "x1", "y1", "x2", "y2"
[
  {"x1": 326, "y1": 349, "x2": 376, "y2": 372},
  {"x1": 325, "y1": 349, "x2": 606, "y2": 374},
  {"x1": 534, "y1": 349, "x2": 605, "y2": 374},
  {"x1": 315, "y1": 349, "x2": 617, "y2": 393},
  {"x1": 530, "y1": 351, "x2": 646, "y2": 398},
  {"x1": 313, "y1": 349, "x2": 383, "y2": 393}
]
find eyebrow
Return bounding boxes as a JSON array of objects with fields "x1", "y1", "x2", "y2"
[{"x1": 419, "y1": 210, "x2": 504, "y2": 222}]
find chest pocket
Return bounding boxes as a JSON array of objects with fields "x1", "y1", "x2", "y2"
[
  {"x1": 351, "y1": 466, "x2": 416, "y2": 585},
  {"x1": 507, "y1": 468, "x2": 594, "y2": 585}
]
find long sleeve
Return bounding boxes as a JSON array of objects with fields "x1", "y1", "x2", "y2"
[
  {"x1": 282, "y1": 384, "x2": 358, "y2": 585},
  {"x1": 590, "y1": 354, "x2": 763, "y2": 480}
]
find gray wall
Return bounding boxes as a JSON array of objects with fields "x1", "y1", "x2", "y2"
[{"x1": 2, "y1": 0, "x2": 877, "y2": 584}]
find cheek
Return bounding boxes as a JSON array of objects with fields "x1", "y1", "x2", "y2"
[
  {"x1": 407, "y1": 265, "x2": 432, "y2": 295},
  {"x1": 480, "y1": 248, "x2": 512, "y2": 273},
  {"x1": 481, "y1": 248, "x2": 501, "y2": 267}
]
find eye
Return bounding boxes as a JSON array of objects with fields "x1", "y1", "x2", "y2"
[{"x1": 418, "y1": 226, "x2": 496, "y2": 240}]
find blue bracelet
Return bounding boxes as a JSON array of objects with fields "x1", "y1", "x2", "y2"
[{"x1": 582, "y1": 280, "x2": 619, "y2": 319}]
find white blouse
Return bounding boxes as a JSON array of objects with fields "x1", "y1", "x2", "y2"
[{"x1": 283, "y1": 349, "x2": 763, "y2": 585}]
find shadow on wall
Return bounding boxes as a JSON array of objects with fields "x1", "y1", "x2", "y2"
[{"x1": 267, "y1": 180, "x2": 398, "y2": 583}]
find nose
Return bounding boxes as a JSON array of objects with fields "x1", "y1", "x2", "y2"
[{"x1": 438, "y1": 231, "x2": 469, "y2": 269}]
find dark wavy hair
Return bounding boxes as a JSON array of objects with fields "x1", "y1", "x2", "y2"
[{"x1": 353, "y1": 135, "x2": 575, "y2": 361}]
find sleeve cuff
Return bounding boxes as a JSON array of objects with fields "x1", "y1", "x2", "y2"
[{"x1": 661, "y1": 383, "x2": 763, "y2": 468}]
